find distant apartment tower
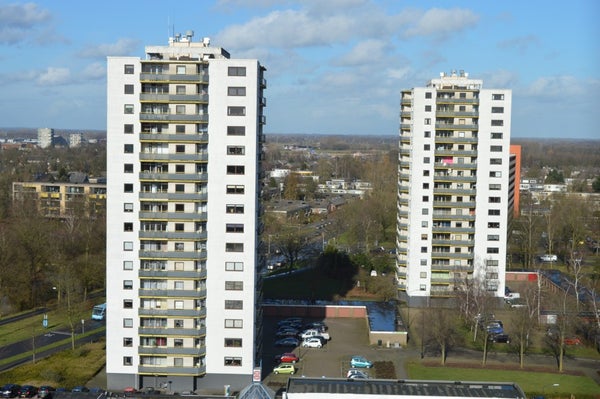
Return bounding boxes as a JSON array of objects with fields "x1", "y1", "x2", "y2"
[
  {"x1": 106, "y1": 32, "x2": 266, "y2": 392},
  {"x1": 396, "y1": 70, "x2": 512, "y2": 304},
  {"x1": 37, "y1": 127, "x2": 54, "y2": 148},
  {"x1": 69, "y1": 133, "x2": 83, "y2": 148}
]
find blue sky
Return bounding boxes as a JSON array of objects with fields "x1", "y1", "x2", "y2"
[{"x1": 0, "y1": 0, "x2": 598, "y2": 139}]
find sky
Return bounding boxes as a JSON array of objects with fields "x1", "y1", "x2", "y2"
[{"x1": 0, "y1": 0, "x2": 598, "y2": 139}]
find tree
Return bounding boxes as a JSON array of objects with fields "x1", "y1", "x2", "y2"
[
  {"x1": 544, "y1": 284, "x2": 578, "y2": 372},
  {"x1": 509, "y1": 285, "x2": 539, "y2": 368},
  {"x1": 545, "y1": 169, "x2": 564, "y2": 184},
  {"x1": 424, "y1": 307, "x2": 462, "y2": 365},
  {"x1": 592, "y1": 176, "x2": 600, "y2": 193},
  {"x1": 273, "y1": 226, "x2": 314, "y2": 271},
  {"x1": 509, "y1": 193, "x2": 543, "y2": 269}
]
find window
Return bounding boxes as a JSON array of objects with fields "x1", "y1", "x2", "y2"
[
  {"x1": 225, "y1": 261, "x2": 244, "y2": 271},
  {"x1": 226, "y1": 185, "x2": 245, "y2": 194},
  {"x1": 176, "y1": 85, "x2": 186, "y2": 94},
  {"x1": 123, "y1": 356, "x2": 133, "y2": 366},
  {"x1": 174, "y1": 281, "x2": 184, "y2": 291},
  {"x1": 174, "y1": 300, "x2": 184, "y2": 309},
  {"x1": 421, "y1": 221, "x2": 428, "y2": 227},
  {"x1": 492, "y1": 93, "x2": 504, "y2": 100},
  {"x1": 491, "y1": 107, "x2": 504, "y2": 113},
  {"x1": 175, "y1": 184, "x2": 185, "y2": 192},
  {"x1": 174, "y1": 319, "x2": 183, "y2": 328},
  {"x1": 226, "y1": 224, "x2": 244, "y2": 233},
  {"x1": 124, "y1": 84, "x2": 134, "y2": 94},
  {"x1": 124, "y1": 104, "x2": 134, "y2": 114},
  {"x1": 227, "y1": 126, "x2": 246, "y2": 136},
  {"x1": 228, "y1": 87, "x2": 246, "y2": 96},
  {"x1": 226, "y1": 204, "x2": 244, "y2": 214},
  {"x1": 459, "y1": 92, "x2": 466, "y2": 98},
  {"x1": 225, "y1": 300, "x2": 243, "y2": 309},
  {"x1": 419, "y1": 284, "x2": 426, "y2": 291},
  {"x1": 227, "y1": 165, "x2": 245, "y2": 175},
  {"x1": 123, "y1": 299, "x2": 133, "y2": 309},
  {"x1": 491, "y1": 132, "x2": 503, "y2": 139},
  {"x1": 124, "y1": 164, "x2": 133, "y2": 173},
  {"x1": 424, "y1": 118, "x2": 431, "y2": 125},
  {"x1": 123, "y1": 318, "x2": 133, "y2": 328},
  {"x1": 123, "y1": 337, "x2": 133, "y2": 347},
  {"x1": 423, "y1": 157, "x2": 430, "y2": 164},
  {"x1": 488, "y1": 222, "x2": 500, "y2": 228},
  {"x1": 425, "y1": 92, "x2": 432, "y2": 99},
  {"x1": 124, "y1": 203, "x2": 134, "y2": 212},
  {"x1": 489, "y1": 184, "x2": 501, "y2": 190},
  {"x1": 174, "y1": 339, "x2": 183, "y2": 347},
  {"x1": 225, "y1": 281, "x2": 243, "y2": 290},
  {"x1": 123, "y1": 261, "x2": 133, "y2": 270},
  {"x1": 489, "y1": 197, "x2": 501, "y2": 203},
  {"x1": 226, "y1": 243, "x2": 244, "y2": 252},
  {"x1": 486, "y1": 259, "x2": 499, "y2": 266},
  {"x1": 489, "y1": 171, "x2": 502, "y2": 177},
  {"x1": 225, "y1": 319, "x2": 243, "y2": 328},
  {"x1": 488, "y1": 209, "x2": 501, "y2": 216},
  {"x1": 123, "y1": 280, "x2": 133, "y2": 289},
  {"x1": 421, "y1": 247, "x2": 427, "y2": 253},
  {"x1": 490, "y1": 158, "x2": 502, "y2": 165},
  {"x1": 124, "y1": 124, "x2": 134, "y2": 134},
  {"x1": 420, "y1": 272, "x2": 427, "y2": 278},
  {"x1": 174, "y1": 242, "x2": 184, "y2": 251},
  {"x1": 422, "y1": 183, "x2": 429, "y2": 189},
  {"x1": 490, "y1": 145, "x2": 503, "y2": 152},
  {"x1": 124, "y1": 222, "x2": 133, "y2": 232},
  {"x1": 491, "y1": 120, "x2": 504, "y2": 126},
  {"x1": 420, "y1": 259, "x2": 427, "y2": 266},
  {"x1": 228, "y1": 106, "x2": 246, "y2": 116},
  {"x1": 424, "y1": 131, "x2": 431, "y2": 138},
  {"x1": 123, "y1": 241, "x2": 133, "y2": 251},
  {"x1": 175, "y1": 223, "x2": 184, "y2": 232},
  {"x1": 425, "y1": 105, "x2": 432, "y2": 112},
  {"x1": 225, "y1": 338, "x2": 242, "y2": 347},
  {"x1": 423, "y1": 170, "x2": 430, "y2": 176},
  {"x1": 228, "y1": 66, "x2": 246, "y2": 76},
  {"x1": 224, "y1": 357, "x2": 242, "y2": 366},
  {"x1": 124, "y1": 144, "x2": 134, "y2": 153},
  {"x1": 124, "y1": 64, "x2": 134, "y2": 74},
  {"x1": 424, "y1": 144, "x2": 430, "y2": 151},
  {"x1": 176, "y1": 145, "x2": 185, "y2": 153},
  {"x1": 421, "y1": 234, "x2": 428, "y2": 240},
  {"x1": 176, "y1": 65, "x2": 186, "y2": 74},
  {"x1": 488, "y1": 234, "x2": 500, "y2": 241},
  {"x1": 422, "y1": 196, "x2": 429, "y2": 202},
  {"x1": 487, "y1": 247, "x2": 499, "y2": 254},
  {"x1": 175, "y1": 203, "x2": 184, "y2": 212},
  {"x1": 176, "y1": 125, "x2": 185, "y2": 133},
  {"x1": 227, "y1": 146, "x2": 245, "y2": 155},
  {"x1": 421, "y1": 208, "x2": 429, "y2": 215},
  {"x1": 176, "y1": 105, "x2": 185, "y2": 114},
  {"x1": 175, "y1": 164, "x2": 185, "y2": 173}
]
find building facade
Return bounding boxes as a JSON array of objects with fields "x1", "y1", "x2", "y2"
[
  {"x1": 37, "y1": 127, "x2": 54, "y2": 148},
  {"x1": 106, "y1": 32, "x2": 266, "y2": 392},
  {"x1": 396, "y1": 71, "x2": 512, "y2": 303}
]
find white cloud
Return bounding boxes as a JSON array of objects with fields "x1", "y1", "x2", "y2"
[
  {"x1": 404, "y1": 8, "x2": 479, "y2": 39},
  {"x1": 334, "y1": 39, "x2": 392, "y2": 67},
  {"x1": 78, "y1": 38, "x2": 140, "y2": 58},
  {"x1": 522, "y1": 75, "x2": 585, "y2": 99},
  {"x1": 82, "y1": 62, "x2": 106, "y2": 80},
  {"x1": 0, "y1": 2, "x2": 52, "y2": 45},
  {"x1": 497, "y1": 34, "x2": 539, "y2": 54},
  {"x1": 36, "y1": 67, "x2": 70, "y2": 86}
]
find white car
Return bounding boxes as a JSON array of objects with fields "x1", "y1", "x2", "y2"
[
  {"x1": 302, "y1": 338, "x2": 323, "y2": 348},
  {"x1": 539, "y1": 254, "x2": 557, "y2": 262}
]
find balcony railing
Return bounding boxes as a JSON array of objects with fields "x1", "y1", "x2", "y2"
[
  {"x1": 140, "y1": 113, "x2": 209, "y2": 122},
  {"x1": 139, "y1": 73, "x2": 209, "y2": 83},
  {"x1": 140, "y1": 133, "x2": 208, "y2": 142},
  {"x1": 138, "y1": 250, "x2": 208, "y2": 259},
  {"x1": 139, "y1": 153, "x2": 209, "y2": 162},
  {"x1": 138, "y1": 269, "x2": 207, "y2": 279},
  {"x1": 138, "y1": 346, "x2": 206, "y2": 356},
  {"x1": 138, "y1": 327, "x2": 206, "y2": 336},
  {"x1": 138, "y1": 289, "x2": 207, "y2": 298}
]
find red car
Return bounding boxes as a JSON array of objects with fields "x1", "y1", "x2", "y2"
[
  {"x1": 564, "y1": 337, "x2": 582, "y2": 345},
  {"x1": 274, "y1": 352, "x2": 299, "y2": 364}
]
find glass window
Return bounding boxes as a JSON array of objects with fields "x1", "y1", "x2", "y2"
[
  {"x1": 226, "y1": 243, "x2": 244, "y2": 252},
  {"x1": 226, "y1": 185, "x2": 245, "y2": 194},
  {"x1": 176, "y1": 145, "x2": 185, "y2": 153},
  {"x1": 124, "y1": 164, "x2": 133, "y2": 173},
  {"x1": 124, "y1": 124, "x2": 134, "y2": 134},
  {"x1": 226, "y1": 224, "x2": 244, "y2": 233},
  {"x1": 490, "y1": 145, "x2": 503, "y2": 152},
  {"x1": 124, "y1": 222, "x2": 133, "y2": 231},
  {"x1": 421, "y1": 247, "x2": 427, "y2": 253},
  {"x1": 124, "y1": 64, "x2": 134, "y2": 74},
  {"x1": 490, "y1": 158, "x2": 502, "y2": 165},
  {"x1": 420, "y1": 272, "x2": 427, "y2": 278},
  {"x1": 424, "y1": 131, "x2": 431, "y2": 138},
  {"x1": 224, "y1": 319, "x2": 243, "y2": 328},
  {"x1": 487, "y1": 247, "x2": 499, "y2": 254},
  {"x1": 228, "y1": 87, "x2": 246, "y2": 96},
  {"x1": 227, "y1": 106, "x2": 246, "y2": 116},
  {"x1": 123, "y1": 261, "x2": 133, "y2": 270},
  {"x1": 488, "y1": 209, "x2": 501, "y2": 216},
  {"x1": 492, "y1": 93, "x2": 504, "y2": 100},
  {"x1": 124, "y1": 104, "x2": 134, "y2": 114},
  {"x1": 491, "y1": 132, "x2": 503, "y2": 139},
  {"x1": 226, "y1": 204, "x2": 244, "y2": 214},
  {"x1": 225, "y1": 300, "x2": 243, "y2": 309},
  {"x1": 123, "y1": 318, "x2": 133, "y2": 328},
  {"x1": 228, "y1": 67, "x2": 246, "y2": 76},
  {"x1": 124, "y1": 84, "x2": 134, "y2": 94},
  {"x1": 225, "y1": 338, "x2": 242, "y2": 347},
  {"x1": 176, "y1": 125, "x2": 185, "y2": 133},
  {"x1": 175, "y1": 184, "x2": 185, "y2": 192},
  {"x1": 224, "y1": 357, "x2": 242, "y2": 366},
  {"x1": 124, "y1": 203, "x2": 134, "y2": 212},
  {"x1": 227, "y1": 146, "x2": 245, "y2": 155},
  {"x1": 123, "y1": 299, "x2": 133, "y2": 309},
  {"x1": 124, "y1": 183, "x2": 133, "y2": 193},
  {"x1": 124, "y1": 144, "x2": 134, "y2": 153},
  {"x1": 227, "y1": 126, "x2": 246, "y2": 136},
  {"x1": 123, "y1": 337, "x2": 133, "y2": 347},
  {"x1": 491, "y1": 120, "x2": 504, "y2": 126},
  {"x1": 225, "y1": 261, "x2": 244, "y2": 271},
  {"x1": 425, "y1": 105, "x2": 431, "y2": 112},
  {"x1": 425, "y1": 92, "x2": 432, "y2": 99},
  {"x1": 225, "y1": 281, "x2": 243, "y2": 290},
  {"x1": 176, "y1": 85, "x2": 186, "y2": 94},
  {"x1": 176, "y1": 65, "x2": 186, "y2": 74},
  {"x1": 491, "y1": 107, "x2": 504, "y2": 113},
  {"x1": 123, "y1": 356, "x2": 133, "y2": 365},
  {"x1": 176, "y1": 105, "x2": 185, "y2": 114},
  {"x1": 123, "y1": 241, "x2": 133, "y2": 251}
]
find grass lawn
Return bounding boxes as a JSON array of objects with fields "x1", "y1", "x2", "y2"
[{"x1": 407, "y1": 360, "x2": 600, "y2": 397}]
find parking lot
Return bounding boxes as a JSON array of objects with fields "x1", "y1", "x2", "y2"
[{"x1": 261, "y1": 316, "x2": 405, "y2": 388}]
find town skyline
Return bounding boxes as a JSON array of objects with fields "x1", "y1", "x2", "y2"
[{"x1": 0, "y1": 0, "x2": 598, "y2": 139}]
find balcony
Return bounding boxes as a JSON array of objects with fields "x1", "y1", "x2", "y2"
[
  {"x1": 139, "y1": 153, "x2": 209, "y2": 162},
  {"x1": 433, "y1": 175, "x2": 477, "y2": 183},
  {"x1": 432, "y1": 201, "x2": 475, "y2": 207},
  {"x1": 435, "y1": 111, "x2": 478, "y2": 118},
  {"x1": 431, "y1": 252, "x2": 474, "y2": 260},
  {"x1": 139, "y1": 172, "x2": 209, "y2": 182},
  {"x1": 138, "y1": 327, "x2": 206, "y2": 336},
  {"x1": 435, "y1": 123, "x2": 478, "y2": 131},
  {"x1": 138, "y1": 346, "x2": 206, "y2": 356},
  {"x1": 138, "y1": 192, "x2": 208, "y2": 201},
  {"x1": 139, "y1": 231, "x2": 208, "y2": 240},
  {"x1": 139, "y1": 269, "x2": 207, "y2": 279},
  {"x1": 434, "y1": 149, "x2": 477, "y2": 157},
  {"x1": 139, "y1": 93, "x2": 209, "y2": 103},
  {"x1": 138, "y1": 250, "x2": 208, "y2": 259},
  {"x1": 140, "y1": 113, "x2": 209, "y2": 122},
  {"x1": 435, "y1": 135, "x2": 478, "y2": 144},
  {"x1": 140, "y1": 133, "x2": 208, "y2": 142},
  {"x1": 139, "y1": 212, "x2": 207, "y2": 221},
  {"x1": 435, "y1": 97, "x2": 479, "y2": 105},
  {"x1": 139, "y1": 365, "x2": 205, "y2": 376},
  {"x1": 431, "y1": 264, "x2": 472, "y2": 272},
  {"x1": 138, "y1": 308, "x2": 207, "y2": 317},
  {"x1": 138, "y1": 289, "x2": 207, "y2": 298},
  {"x1": 431, "y1": 226, "x2": 475, "y2": 234},
  {"x1": 139, "y1": 73, "x2": 209, "y2": 83}
]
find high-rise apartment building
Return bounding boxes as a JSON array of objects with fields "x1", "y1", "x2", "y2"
[
  {"x1": 396, "y1": 71, "x2": 511, "y2": 304},
  {"x1": 106, "y1": 32, "x2": 266, "y2": 392},
  {"x1": 37, "y1": 127, "x2": 54, "y2": 148}
]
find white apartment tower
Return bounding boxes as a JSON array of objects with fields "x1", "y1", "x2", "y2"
[
  {"x1": 37, "y1": 127, "x2": 54, "y2": 148},
  {"x1": 396, "y1": 71, "x2": 511, "y2": 304},
  {"x1": 106, "y1": 32, "x2": 266, "y2": 392}
]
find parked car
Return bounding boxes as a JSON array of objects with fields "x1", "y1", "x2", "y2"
[
  {"x1": 300, "y1": 329, "x2": 330, "y2": 341},
  {"x1": 350, "y1": 355, "x2": 373, "y2": 368},
  {"x1": 273, "y1": 363, "x2": 296, "y2": 375},
  {"x1": 539, "y1": 254, "x2": 558, "y2": 262},
  {"x1": 38, "y1": 386, "x2": 55, "y2": 399},
  {"x1": 274, "y1": 352, "x2": 299, "y2": 363},
  {"x1": 505, "y1": 298, "x2": 526, "y2": 308},
  {"x1": 123, "y1": 387, "x2": 137, "y2": 396},
  {"x1": 1, "y1": 384, "x2": 21, "y2": 398},
  {"x1": 274, "y1": 337, "x2": 300, "y2": 347},
  {"x1": 485, "y1": 321, "x2": 504, "y2": 335},
  {"x1": 276, "y1": 329, "x2": 299, "y2": 338},
  {"x1": 304, "y1": 321, "x2": 328, "y2": 332},
  {"x1": 346, "y1": 369, "x2": 369, "y2": 379},
  {"x1": 71, "y1": 387, "x2": 89, "y2": 393},
  {"x1": 302, "y1": 337, "x2": 323, "y2": 348},
  {"x1": 17, "y1": 386, "x2": 37, "y2": 398},
  {"x1": 564, "y1": 337, "x2": 582, "y2": 345},
  {"x1": 488, "y1": 334, "x2": 511, "y2": 344}
]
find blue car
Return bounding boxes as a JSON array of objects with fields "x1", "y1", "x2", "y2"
[
  {"x1": 485, "y1": 321, "x2": 504, "y2": 335},
  {"x1": 350, "y1": 355, "x2": 373, "y2": 368}
]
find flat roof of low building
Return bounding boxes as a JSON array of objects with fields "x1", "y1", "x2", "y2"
[{"x1": 285, "y1": 378, "x2": 526, "y2": 398}]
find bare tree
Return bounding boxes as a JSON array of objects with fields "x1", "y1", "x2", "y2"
[
  {"x1": 509, "y1": 284, "x2": 539, "y2": 368},
  {"x1": 424, "y1": 307, "x2": 462, "y2": 365}
]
